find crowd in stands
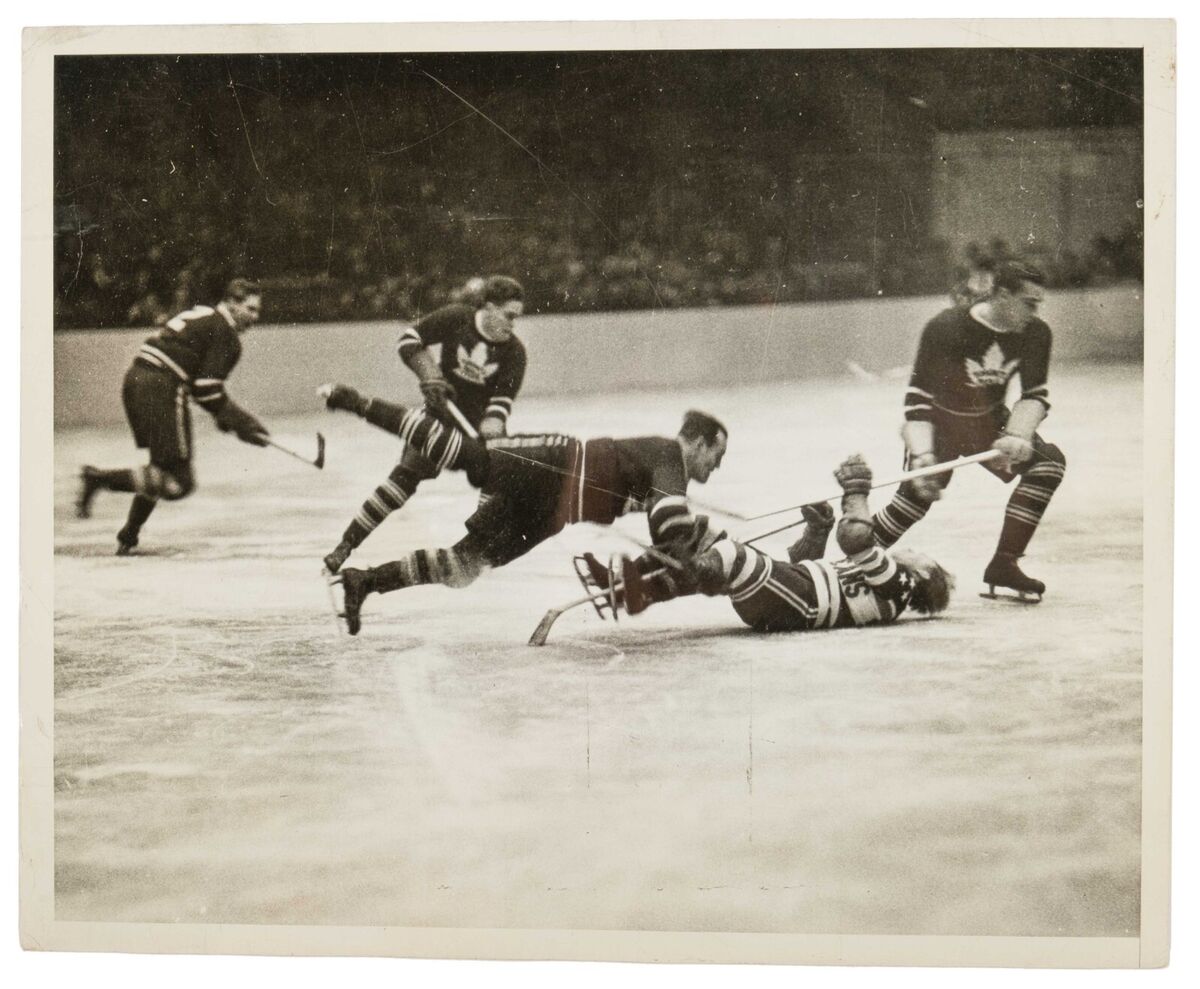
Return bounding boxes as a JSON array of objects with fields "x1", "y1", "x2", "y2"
[
  {"x1": 52, "y1": 53, "x2": 1143, "y2": 330},
  {"x1": 54, "y1": 207, "x2": 1144, "y2": 331}
]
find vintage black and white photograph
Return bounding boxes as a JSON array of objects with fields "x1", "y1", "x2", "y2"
[{"x1": 22, "y1": 19, "x2": 1173, "y2": 965}]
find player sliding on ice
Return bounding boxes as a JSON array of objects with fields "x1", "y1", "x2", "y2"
[
  {"x1": 595, "y1": 455, "x2": 953, "y2": 635},
  {"x1": 317, "y1": 382, "x2": 728, "y2": 635},
  {"x1": 75, "y1": 278, "x2": 271, "y2": 555},
  {"x1": 871, "y1": 259, "x2": 1067, "y2": 601}
]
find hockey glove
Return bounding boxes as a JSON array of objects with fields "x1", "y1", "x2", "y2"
[
  {"x1": 834, "y1": 454, "x2": 873, "y2": 496},
  {"x1": 215, "y1": 401, "x2": 269, "y2": 445},
  {"x1": 419, "y1": 378, "x2": 457, "y2": 415},
  {"x1": 991, "y1": 398, "x2": 1045, "y2": 469},
  {"x1": 787, "y1": 502, "x2": 835, "y2": 563}
]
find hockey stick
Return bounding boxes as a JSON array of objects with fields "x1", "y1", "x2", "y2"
[
  {"x1": 444, "y1": 400, "x2": 480, "y2": 440},
  {"x1": 743, "y1": 449, "x2": 1002, "y2": 545},
  {"x1": 529, "y1": 567, "x2": 667, "y2": 646},
  {"x1": 266, "y1": 433, "x2": 326, "y2": 470}
]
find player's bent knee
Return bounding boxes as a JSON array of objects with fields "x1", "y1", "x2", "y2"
[
  {"x1": 158, "y1": 465, "x2": 195, "y2": 501},
  {"x1": 1041, "y1": 443, "x2": 1066, "y2": 470},
  {"x1": 445, "y1": 540, "x2": 485, "y2": 588}
]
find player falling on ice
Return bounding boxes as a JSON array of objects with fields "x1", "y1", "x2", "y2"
[
  {"x1": 321, "y1": 275, "x2": 528, "y2": 575},
  {"x1": 606, "y1": 454, "x2": 953, "y2": 633},
  {"x1": 317, "y1": 383, "x2": 728, "y2": 635},
  {"x1": 871, "y1": 259, "x2": 1067, "y2": 601},
  {"x1": 75, "y1": 278, "x2": 270, "y2": 555}
]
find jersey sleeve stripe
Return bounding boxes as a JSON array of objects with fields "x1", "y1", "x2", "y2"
[
  {"x1": 798, "y1": 561, "x2": 832, "y2": 628},
  {"x1": 728, "y1": 547, "x2": 762, "y2": 592},
  {"x1": 649, "y1": 495, "x2": 689, "y2": 518}
]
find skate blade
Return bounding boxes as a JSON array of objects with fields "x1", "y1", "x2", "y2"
[
  {"x1": 979, "y1": 587, "x2": 1043, "y2": 604},
  {"x1": 322, "y1": 568, "x2": 349, "y2": 636}
]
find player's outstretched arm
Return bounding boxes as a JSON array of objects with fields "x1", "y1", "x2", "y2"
[
  {"x1": 834, "y1": 455, "x2": 875, "y2": 556},
  {"x1": 210, "y1": 395, "x2": 269, "y2": 447}
]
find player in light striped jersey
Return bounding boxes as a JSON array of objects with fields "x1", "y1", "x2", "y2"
[
  {"x1": 317, "y1": 383, "x2": 728, "y2": 635},
  {"x1": 617, "y1": 455, "x2": 953, "y2": 633},
  {"x1": 321, "y1": 275, "x2": 528, "y2": 575},
  {"x1": 75, "y1": 278, "x2": 269, "y2": 555}
]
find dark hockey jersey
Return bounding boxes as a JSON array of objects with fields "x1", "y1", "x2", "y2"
[
  {"x1": 904, "y1": 306, "x2": 1052, "y2": 422},
  {"x1": 483, "y1": 433, "x2": 698, "y2": 554},
  {"x1": 397, "y1": 304, "x2": 527, "y2": 429},
  {"x1": 135, "y1": 304, "x2": 242, "y2": 413}
]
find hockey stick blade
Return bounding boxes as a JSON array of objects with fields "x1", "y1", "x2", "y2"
[
  {"x1": 529, "y1": 607, "x2": 565, "y2": 646},
  {"x1": 528, "y1": 566, "x2": 669, "y2": 646},
  {"x1": 267, "y1": 434, "x2": 326, "y2": 470}
]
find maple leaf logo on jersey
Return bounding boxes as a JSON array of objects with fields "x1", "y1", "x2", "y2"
[
  {"x1": 964, "y1": 342, "x2": 1020, "y2": 388},
  {"x1": 453, "y1": 342, "x2": 500, "y2": 385}
]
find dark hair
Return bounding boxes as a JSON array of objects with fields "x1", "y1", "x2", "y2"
[
  {"x1": 224, "y1": 277, "x2": 262, "y2": 302},
  {"x1": 679, "y1": 409, "x2": 728, "y2": 445},
  {"x1": 482, "y1": 275, "x2": 524, "y2": 306},
  {"x1": 907, "y1": 561, "x2": 954, "y2": 615},
  {"x1": 991, "y1": 259, "x2": 1045, "y2": 294}
]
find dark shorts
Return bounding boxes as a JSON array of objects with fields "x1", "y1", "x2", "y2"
[
  {"x1": 462, "y1": 435, "x2": 581, "y2": 568},
  {"x1": 919, "y1": 410, "x2": 1062, "y2": 490},
  {"x1": 123, "y1": 362, "x2": 192, "y2": 466}
]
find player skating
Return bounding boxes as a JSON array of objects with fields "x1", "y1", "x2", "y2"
[
  {"x1": 321, "y1": 275, "x2": 528, "y2": 575},
  {"x1": 317, "y1": 383, "x2": 728, "y2": 635},
  {"x1": 75, "y1": 278, "x2": 270, "y2": 554},
  {"x1": 871, "y1": 259, "x2": 1067, "y2": 601},
  {"x1": 595, "y1": 454, "x2": 953, "y2": 633}
]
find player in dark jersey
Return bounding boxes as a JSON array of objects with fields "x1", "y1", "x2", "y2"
[
  {"x1": 74, "y1": 278, "x2": 270, "y2": 554},
  {"x1": 612, "y1": 455, "x2": 953, "y2": 632},
  {"x1": 321, "y1": 275, "x2": 528, "y2": 575},
  {"x1": 315, "y1": 383, "x2": 728, "y2": 635},
  {"x1": 870, "y1": 259, "x2": 1067, "y2": 600}
]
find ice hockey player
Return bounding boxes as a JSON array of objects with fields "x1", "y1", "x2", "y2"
[
  {"x1": 75, "y1": 278, "x2": 269, "y2": 554},
  {"x1": 321, "y1": 275, "x2": 528, "y2": 575},
  {"x1": 871, "y1": 258, "x2": 1067, "y2": 601},
  {"x1": 611, "y1": 454, "x2": 954, "y2": 632},
  {"x1": 317, "y1": 383, "x2": 728, "y2": 635}
]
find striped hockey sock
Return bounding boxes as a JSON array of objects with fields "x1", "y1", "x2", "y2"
[
  {"x1": 872, "y1": 484, "x2": 931, "y2": 549},
  {"x1": 996, "y1": 459, "x2": 1066, "y2": 558},
  {"x1": 341, "y1": 467, "x2": 421, "y2": 550},
  {"x1": 370, "y1": 547, "x2": 480, "y2": 593}
]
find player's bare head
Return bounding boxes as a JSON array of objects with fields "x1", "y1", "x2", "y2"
[
  {"x1": 679, "y1": 410, "x2": 728, "y2": 484},
  {"x1": 892, "y1": 549, "x2": 955, "y2": 616},
  {"x1": 988, "y1": 259, "x2": 1045, "y2": 327},
  {"x1": 223, "y1": 277, "x2": 263, "y2": 330},
  {"x1": 477, "y1": 276, "x2": 525, "y2": 342}
]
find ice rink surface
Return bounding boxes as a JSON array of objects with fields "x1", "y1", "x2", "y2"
[{"x1": 52, "y1": 362, "x2": 1142, "y2": 936}]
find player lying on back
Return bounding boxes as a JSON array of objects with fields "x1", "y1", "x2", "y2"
[
  {"x1": 317, "y1": 383, "x2": 728, "y2": 635},
  {"x1": 609, "y1": 454, "x2": 953, "y2": 632}
]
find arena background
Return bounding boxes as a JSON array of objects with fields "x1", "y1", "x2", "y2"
[{"x1": 50, "y1": 46, "x2": 1147, "y2": 940}]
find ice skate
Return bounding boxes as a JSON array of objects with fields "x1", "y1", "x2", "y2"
[
  {"x1": 75, "y1": 466, "x2": 102, "y2": 519},
  {"x1": 329, "y1": 567, "x2": 372, "y2": 636},
  {"x1": 115, "y1": 529, "x2": 139, "y2": 556},
  {"x1": 322, "y1": 540, "x2": 353, "y2": 575},
  {"x1": 317, "y1": 383, "x2": 368, "y2": 416},
  {"x1": 980, "y1": 553, "x2": 1044, "y2": 603}
]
